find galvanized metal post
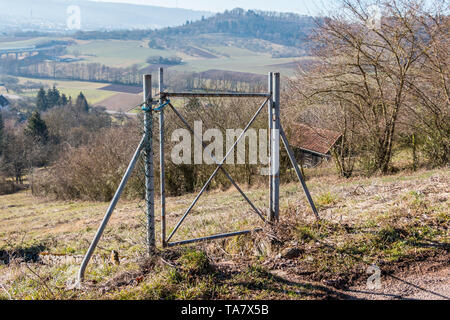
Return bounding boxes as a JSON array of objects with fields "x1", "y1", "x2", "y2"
[
  {"x1": 143, "y1": 74, "x2": 155, "y2": 253},
  {"x1": 158, "y1": 68, "x2": 166, "y2": 247},
  {"x1": 268, "y1": 72, "x2": 274, "y2": 221},
  {"x1": 271, "y1": 73, "x2": 280, "y2": 222}
]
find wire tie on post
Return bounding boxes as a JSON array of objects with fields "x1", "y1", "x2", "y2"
[
  {"x1": 140, "y1": 99, "x2": 155, "y2": 112},
  {"x1": 152, "y1": 99, "x2": 170, "y2": 112}
]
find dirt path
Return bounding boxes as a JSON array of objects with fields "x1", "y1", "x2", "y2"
[
  {"x1": 343, "y1": 265, "x2": 449, "y2": 300},
  {"x1": 268, "y1": 255, "x2": 450, "y2": 300}
]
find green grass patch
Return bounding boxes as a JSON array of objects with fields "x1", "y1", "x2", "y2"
[{"x1": 314, "y1": 192, "x2": 339, "y2": 209}]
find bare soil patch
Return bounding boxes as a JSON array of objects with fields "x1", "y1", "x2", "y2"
[
  {"x1": 99, "y1": 84, "x2": 142, "y2": 94},
  {"x1": 95, "y1": 92, "x2": 142, "y2": 112},
  {"x1": 345, "y1": 256, "x2": 449, "y2": 300}
]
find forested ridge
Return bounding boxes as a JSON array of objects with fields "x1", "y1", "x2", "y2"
[{"x1": 74, "y1": 8, "x2": 318, "y2": 48}]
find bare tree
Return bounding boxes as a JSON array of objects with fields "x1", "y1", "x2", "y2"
[
  {"x1": 291, "y1": 0, "x2": 428, "y2": 175},
  {"x1": 403, "y1": 1, "x2": 449, "y2": 166}
]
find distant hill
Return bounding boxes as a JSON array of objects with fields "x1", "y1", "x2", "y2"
[
  {"x1": 157, "y1": 8, "x2": 317, "y2": 48},
  {"x1": 74, "y1": 8, "x2": 319, "y2": 56},
  {"x1": 2, "y1": 0, "x2": 213, "y2": 31}
]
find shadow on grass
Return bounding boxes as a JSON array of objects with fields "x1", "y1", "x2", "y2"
[
  {"x1": 314, "y1": 235, "x2": 450, "y2": 300},
  {"x1": 229, "y1": 271, "x2": 358, "y2": 300},
  {"x1": 0, "y1": 244, "x2": 47, "y2": 265}
]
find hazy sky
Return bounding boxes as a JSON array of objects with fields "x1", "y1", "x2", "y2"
[{"x1": 89, "y1": 0, "x2": 338, "y2": 15}]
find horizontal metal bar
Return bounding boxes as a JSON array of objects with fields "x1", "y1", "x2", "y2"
[
  {"x1": 166, "y1": 228, "x2": 262, "y2": 247},
  {"x1": 162, "y1": 92, "x2": 271, "y2": 98}
]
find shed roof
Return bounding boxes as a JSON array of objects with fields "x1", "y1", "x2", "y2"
[
  {"x1": 0, "y1": 95, "x2": 10, "y2": 107},
  {"x1": 289, "y1": 123, "x2": 342, "y2": 156}
]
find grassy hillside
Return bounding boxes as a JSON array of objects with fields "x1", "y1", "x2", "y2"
[
  {"x1": 67, "y1": 40, "x2": 180, "y2": 69},
  {"x1": 67, "y1": 9, "x2": 317, "y2": 74},
  {"x1": 0, "y1": 167, "x2": 448, "y2": 299},
  {"x1": 66, "y1": 38, "x2": 304, "y2": 75}
]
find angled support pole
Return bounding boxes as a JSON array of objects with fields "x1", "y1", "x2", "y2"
[
  {"x1": 77, "y1": 134, "x2": 146, "y2": 283},
  {"x1": 280, "y1": 125, "x2": 320, "y2": 220}
]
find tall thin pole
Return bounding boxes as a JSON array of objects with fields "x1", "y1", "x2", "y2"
[
  {"x1": 272, "y1": 73, "x2": 280, "y2": 222},
  {"x1": 143, "y1": 74, "x2": 155, "y2": 253},
  {"x1": 159, "y1": 68, "x2": 166, "y2": 247},
  {"x1": 268, "y1": 72, "x2": 274, "y2": 221}
]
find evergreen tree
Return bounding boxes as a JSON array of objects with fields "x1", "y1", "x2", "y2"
[
  {"x1": 36, "y1": 88, "x2": 48, "y2": 111},
  {"x1": 75, "y1": 92, "x2": 89, "y2": 113},
  {"x1": 59, "y1": 93, "x2": 68, "y2": 106},
  {"x1": 24, "y1": 110, "x2": 49, "y2": 143},
  {"x1": 47, "y1": 85, "x2": 61, "y2": 108}
]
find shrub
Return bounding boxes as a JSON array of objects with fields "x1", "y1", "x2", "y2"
[
  {"x1": 32, "y1": 124, "x2": 142, "y2": 201},
  {"x1": 0, "y1": 177, "x2": 21, "y2": 195},
  {"x1": 179, "y1": 249, "x2": 211, "y2": 275},
  {"x1": 146, "y1": 55, "x2": 182, "y2": 65}
]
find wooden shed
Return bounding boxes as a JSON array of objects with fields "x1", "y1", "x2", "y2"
[{"x1": 289, "y1": 123, "x2": 342, "y2": 167}]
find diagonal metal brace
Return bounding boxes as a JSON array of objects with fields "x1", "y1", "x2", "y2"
[
  {"x1": 166, "y1": 101, "x2": 266, "y2": 223},
  {"x1": 279, "y1": 125, "x2": 320, "y2": 220},
  {"x1": 166, "y1": 97, "x2": 270, "y2": 243},
  {"x1": 167, "y1": 100, "x2": 268, "y2": 220},
  {"x1": 77, "y1": 134, "x2": 147, "y2": 283}
]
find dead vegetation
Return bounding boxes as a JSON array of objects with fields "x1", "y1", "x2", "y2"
[{"x1": 0, "y1": 167, "x2": 448, "y2": 300}]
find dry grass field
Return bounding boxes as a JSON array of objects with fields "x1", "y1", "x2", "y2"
[{"x1": 0, "y1": 167, "x2": 448, "y2": 300}]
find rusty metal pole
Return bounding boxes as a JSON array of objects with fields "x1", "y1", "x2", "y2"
[{"x1": 143, "y1": 74, "x2": 155, "y2": 253}]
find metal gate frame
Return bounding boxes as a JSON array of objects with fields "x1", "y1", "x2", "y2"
[{"x1": 77, "y1": 69, "x2": 319, "y2": 283}]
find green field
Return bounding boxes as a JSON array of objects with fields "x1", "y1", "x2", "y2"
[
  {"x1": 2, "y1": 36, "x2": 305, "y2": 109},
  {"x1": 66, "y1": 39, "x2": 302, "y2": 76},
  {"x1": 0, "y1": 37, "x2": 52, "y2": 49},
  {"x1": 16, "y1": 77, "x2": 117, "y2": 105},
  {"x1": 67, "y1": 40, "x2": 182, "y2": 68}
]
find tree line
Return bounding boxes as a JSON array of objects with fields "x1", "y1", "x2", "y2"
[{"x1": 0, "y1": 87, "x2": 110, "y2": 188}]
